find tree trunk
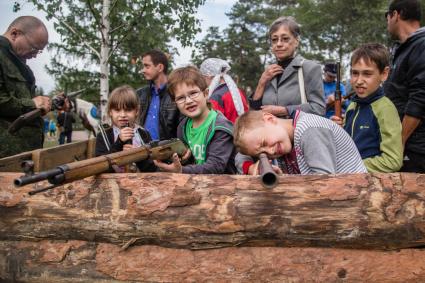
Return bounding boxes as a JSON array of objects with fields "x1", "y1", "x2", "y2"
[
  {"x1": 1, "y1": 240, "x2": 425, "y2": 282},
  {"x1": 1, "y1": 172, "x2": 425, "y2": 250},
  {"x1": 99, "y1": 0, "x2": 111, "y2": 124}
]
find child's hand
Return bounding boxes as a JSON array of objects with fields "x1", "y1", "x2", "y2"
[
  {"x1": 330, "y1": 115, "x2": 343, "y2": 127},
  {"x1": 248, "y1": 160, "x2": 283, "y2": 175},
  {"x1": 271, "y1": 165, "x2": 283, "y2": 175},
  {"x1": 119, "y1": 127, "x2": 134, "y2": 143},
  {"x1": 123, "y1": 144, "x2": 134, "y2": 151},
  {"x1": 154, "y1": 153, "x2": 183, "y2": 173},
  {"x1": 248, "y1": 162, "x2": 260, "y2": 175},
  {"x1": 181, "y1": 149, "x2": 192, "y2": 162}
]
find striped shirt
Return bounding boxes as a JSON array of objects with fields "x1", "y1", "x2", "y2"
[{"x1": 293, "y1": 111, "x2": 367, "y2": 174}]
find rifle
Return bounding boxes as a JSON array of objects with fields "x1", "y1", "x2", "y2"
[
  {"x1": 334, "y1": 62, "x2": 342, "y2": 118},
  {"x1": 8, "y1": 89, "x2": 85, "y2": 135},
  {"x1": 14, "y1": 138, "x2": 187, "y2": 195},
  {"x1": 258, "y1": 153, "x2": 278, "y2": 189},
  {"x1": 326, "y1": 91, "x2": 355, "y2": 111}
]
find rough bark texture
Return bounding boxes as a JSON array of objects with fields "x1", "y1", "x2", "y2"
[
  {"x1": 1, "y1": 172, "x2": 425, "y2": 250},
  {"x1": 1, "y1": 240, "x2": 425, "y2": 282}
]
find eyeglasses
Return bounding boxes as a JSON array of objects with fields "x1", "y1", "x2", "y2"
[
  {"x1": 175, "y1": 91, "x2": 202, "y2": 104},
  {"x1": 24, "y1": 34, "x2": 43, "y2": 54},
  {"x1": 271, "y1": 35, "x2": 295, "y2": 45}
]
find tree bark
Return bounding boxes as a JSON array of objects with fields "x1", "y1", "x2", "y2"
[
  {"x1": 99, "y1": 0, "x2": 111, "y2": 124},
  {"x1": 1, "y1": 240, "x2": 425, "y2": 282},
  {"x1": 1, "y1": 172, "x2": 425, "y2": 250}
]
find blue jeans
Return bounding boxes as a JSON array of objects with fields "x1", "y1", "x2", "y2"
[{"x1": 59, "y1": 131, "x2": 72, "y2": 144}]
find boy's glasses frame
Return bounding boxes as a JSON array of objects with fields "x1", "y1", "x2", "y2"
[{"x1": 175, "y1": 91, "x2": 202, "y2": 104}]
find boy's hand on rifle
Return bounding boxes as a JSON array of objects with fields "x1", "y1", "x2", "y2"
[
  {"x1": 330, "y1": 115, "x2": 343, "y2": 127},
  {"x1": 119, "y1": 127, "x2": 134, "y2": 143},
  {"x1": 181, "y1": 149, "x2": 192, "y2": 162},
  {"x1": 154, "y1": 153, "x2": 183, "y2": 173}
]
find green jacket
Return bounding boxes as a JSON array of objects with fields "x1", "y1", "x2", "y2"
[
  {"x1": 343, "y1": 87, "x2": 403, "y2": 173},
  {"x1": 0, "y1": 36, "x2": 43, "y2": 158}
]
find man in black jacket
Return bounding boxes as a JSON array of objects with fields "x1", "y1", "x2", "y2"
[
  {"x1": 136, "y1": 50, "x2": 179, "y2": 141},
  {"x1": 384, "y1": 0, "x2": 425, "y2": 172}
]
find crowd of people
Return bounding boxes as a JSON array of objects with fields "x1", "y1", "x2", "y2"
[{"x1": 1, "y1": 0, "x2": 424, "y2": 175}]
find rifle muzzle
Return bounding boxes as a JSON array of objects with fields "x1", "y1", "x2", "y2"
[
  {"x1": 14, "y1": 166, "x2": 68, "y2": 187},
  {"x1": 258, "y1": 153, "x2": 278, "y2": 189}
]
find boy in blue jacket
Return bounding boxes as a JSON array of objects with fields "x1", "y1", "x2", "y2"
[{"x1": 331, "y1": 43, "x2": 403, "y2": 172}]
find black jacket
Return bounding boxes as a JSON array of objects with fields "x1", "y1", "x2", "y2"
[
  {"x1": 384, "y1": 27, "x2": 425, "y2": 154},
  {"x1": 57, "y1": 111, "x2": 75, "y2": 132},
  {"x1": 137, "y1": 85, "x2": 179, "y2": 140},
  {"x1": 95, "y1": 126, "x2": 156, "y2": 172}
]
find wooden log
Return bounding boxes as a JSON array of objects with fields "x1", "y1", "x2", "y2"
[
  {"x1": 1, "y1": 172, "x2": 425, "y2": 250},
  {"x1": 1, "y1": 240, "x2": 425, "y2": 282}
]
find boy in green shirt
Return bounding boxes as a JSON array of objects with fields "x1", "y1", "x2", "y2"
[
  {"x1": 331, "y1": 43, "x2": 403, "y2": 172},
  {"x1": 154, "y1": 66, "x2": 236, "y2": 174}
]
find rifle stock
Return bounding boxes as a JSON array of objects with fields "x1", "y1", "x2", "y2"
[
  {"x1": 8, "y1": 109, "x2": 42, "y2": 134},
  {"x1": 14, "y1": 139, "x2": 187, "y2": 193},
  {"x1": 258, "y1": 153, "x2": 278, "y2": 189}
]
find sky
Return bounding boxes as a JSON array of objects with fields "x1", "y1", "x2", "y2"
[{"x1": 0, "y1": 0, "x2": 236, "y2": 93}]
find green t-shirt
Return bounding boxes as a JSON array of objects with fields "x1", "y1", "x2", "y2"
[{"x1": 184, "y1": 110, "x2": 218, "y2": 164}]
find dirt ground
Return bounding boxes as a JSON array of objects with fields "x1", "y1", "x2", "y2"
[{"x1": 43, "y1": 130, "x2": 91, "y2": 148}]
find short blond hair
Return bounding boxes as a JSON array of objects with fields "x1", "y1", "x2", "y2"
[{"x1": 233, "y1": 110, "x2": 265, "y2": 153}]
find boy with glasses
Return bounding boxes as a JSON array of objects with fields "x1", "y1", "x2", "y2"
[{"x1": 154, "y1": 66, "x2": 237, "y2": 174}]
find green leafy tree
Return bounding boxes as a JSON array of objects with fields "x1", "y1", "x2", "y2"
[
  {"x1": 194, "y1": 0, "x2": 403, "y2": 92},
  {"x1": 192, "y1": 0, "x2": 299, "y2": 93},
  {"x1": 15, "y1": 0, "x2": 205, "y2": 122},
  {"x1": 295, "y1": 0, "x2": 389, "y2": 64}
]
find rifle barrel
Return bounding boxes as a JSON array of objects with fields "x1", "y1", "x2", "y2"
[
  {"x1": 334, "y1": 62, "x2": 342, "y2": 118},
  {"x1": 14, "y1": 167, "x2": 65, "y2": 187},
  {"x1": 14, "y1": 139, "x2": 187, "y2": 189},
  {"x1": 258, "y1": 153, "x2": 278, "y2": 189}
]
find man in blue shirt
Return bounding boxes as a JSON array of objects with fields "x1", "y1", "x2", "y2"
[
  {"x1": 137, "y1": 50, "x2": 179, "y2": 140},
  {"x1": 323, "y1": 63, "x2": 348, "y2": 118}
]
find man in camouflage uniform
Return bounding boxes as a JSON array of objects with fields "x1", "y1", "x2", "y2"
[{"x1": 0, "y1": 16, "x2": 50, "y2": 158}]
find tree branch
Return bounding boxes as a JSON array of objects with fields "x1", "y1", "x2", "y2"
[
  {"x1": 35, "y1": 4, "x2": 101, "y2": 59},
  {"x1": 107, "y1": 0, "x2": 119, "y2": 17},
  {"x1": 106, "y1": 3, "x2": 147, "y2": 63},
  {"x1": 86, "y1": 0, "x2": 105, "y2": 43},
  {"x1": 109, "y1": 23, "x2": 126, "y2": 34},
  {"x1": 60, "y1": 20, "x2": 101, "y2": 59}
]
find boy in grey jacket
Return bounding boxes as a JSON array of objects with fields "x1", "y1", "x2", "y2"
[
  {"x1": 154, "y1": 66, "x2": 236, "y2": 174},
  {"x1": 234, "y1": 110, "x2": 366, "y2": 175}
]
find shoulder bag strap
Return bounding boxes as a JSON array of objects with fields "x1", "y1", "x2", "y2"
[{"x1": 297, "y1": 59, "x2": 307, "y2": 104}]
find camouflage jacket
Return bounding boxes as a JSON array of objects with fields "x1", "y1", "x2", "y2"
[{"x1": 0, "y1": 36, "x2": 43, "y2": 158}]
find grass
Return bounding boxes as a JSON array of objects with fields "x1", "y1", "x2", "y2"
[{"x1": 43, "y1": 135, "x2": 59, "y2": 148}]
